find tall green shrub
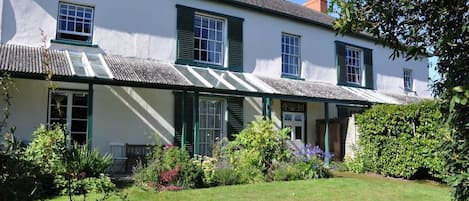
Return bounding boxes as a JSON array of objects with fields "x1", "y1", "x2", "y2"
[
  {"x1": 226, "y1": 118, "x2": 291, "y2": 183},
  {"x1": 349, "y1": 100, "x2": 447, "y2": 179}
]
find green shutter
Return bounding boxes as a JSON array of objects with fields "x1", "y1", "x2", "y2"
[
  {"x1": 176, "y1": 5, "x2": 195, "y2": 65},
  {"x1": 336, "y1": 41, "x2": 347, "y2": 85},
  {"x1": 364, "y1": 49, "x2": 374, "y2": 89},
  {"x1": 227, "y1": 97, "x2": 244, "y2": 140},
  {"x1": 228, "y1": 17, "x2": 243, "y2": 72},
  {"x1": 174, "y1": 92, "x2": 194, "y2": 155}
]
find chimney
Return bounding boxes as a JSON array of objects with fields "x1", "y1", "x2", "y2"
[{"x1": 303, "y1": 0, "x2": 328, "y2": 14}]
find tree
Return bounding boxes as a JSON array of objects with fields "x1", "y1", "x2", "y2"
[{"x1": 329, "y1": 1, "x2": 469, "y2": 200}]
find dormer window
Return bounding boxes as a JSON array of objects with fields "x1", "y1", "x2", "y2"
[{"x1": 57, "y1": 2, "x2": 94, "y2": 43}]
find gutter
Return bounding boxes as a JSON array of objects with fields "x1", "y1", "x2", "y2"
[{"x1": 8, "y1": 72, "x2": 372, "y2": 106}]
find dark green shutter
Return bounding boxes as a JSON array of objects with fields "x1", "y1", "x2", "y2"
[
  {"x1": 176, "y1": 5, "x2": 195, "y2": 64},
  {"x1": 336, "y1": 41, "x2": 347, "y2": 85},
  {"x1": 228, "y1": 18, "x2": 243, "y2": 72},
  {"x1": 227, "y1": 97, "x2": 244, "y2": 140},
  {"x1": 174, "y1": 92, "x2": 194, "y2": 155},
  {"x1": 364, "y1": 49, "x2": 374, "y2": 89}
]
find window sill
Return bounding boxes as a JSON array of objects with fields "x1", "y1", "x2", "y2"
[
  {"x1": 281, "y1": 74, "x2": 304, "y2": 80},
  {"x1": 338, "y1": 82, "x2": 373, "y2": 90},
  {"x1": 51, "y1": 39, "x2": 99, "y2": 48},
  {"x1": 176, "y1": 59, "x2": 227, "y2": 71}
]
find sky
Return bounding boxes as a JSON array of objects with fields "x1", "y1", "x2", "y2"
[{"x1": 287, "y1": 0, "x2": 440, "y2": 83}]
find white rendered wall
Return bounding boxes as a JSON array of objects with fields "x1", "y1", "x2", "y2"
[
  {"x1": 7, "y1": 78, "x2": 175, "y2": 154},
  {"x1": 1, "y1": 0, "x2": 430, "y2": 97}
]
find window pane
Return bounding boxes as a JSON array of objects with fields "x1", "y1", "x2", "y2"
[
  {"x1": 73, "y1": 93, "x2": 88, "y2": 106},
  {"x1": 71, "y1": 133, "x2": 86, "y2": 145},
  {"x1": 50, "y1": 106, "x2": 67, "y2": 119},
  {"x1": 295, "y1": 126, "x2": 302, "y2": 140},
  {"x1": 72, "y1": 107, "x2": 88, "y2": 119},
  {"x1": 193, "y1": 14, "x2": 224, "y2": 65},
  {"x1": 71, "y1": 120, "x2": 87, "y2": 132}
]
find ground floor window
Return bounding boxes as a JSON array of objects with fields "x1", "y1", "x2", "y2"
[
  {"x1": 48, "y1": 90, "x2": 88, "y2": 145},
  {"x1": 283, "y1": 112, "x2": 305, "y2": 142},
  {"x1": 198, "y1": 98, "x2": 225, "y2": 156}
]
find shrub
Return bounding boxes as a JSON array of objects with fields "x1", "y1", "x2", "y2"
[
  {"x1": 24, "y1": 125, "x2": 67, "y2": 175},
  {"x1": 352, "y1": 100, "x2": 447, "y2": 179},
  {"x1": 225, "y1": 118, "x2": 291, "y2": 183},
  {"x1": 272, "y1": 162, "x2": 302, "y2": 181},
  {"x1": 212, "y1": 166, "x2": 240, "y2": 186},
  {"x1": 133, "y1": 144, "x2": 205, "y2": 191},
  {"x1": 56, "y1": 174, "x2": 115, "y2": 195},
  {"x1": 0, "y1": 129, "x2": 54, "y2": 200}
]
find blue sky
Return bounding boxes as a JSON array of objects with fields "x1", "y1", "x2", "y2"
[{"x1": 287, "y1": 0, "x2": 439, "y2": 82}]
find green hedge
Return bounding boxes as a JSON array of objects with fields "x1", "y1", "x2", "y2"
[{"x1": 348, "y1": 100, "x2": 448, "y2": 179}]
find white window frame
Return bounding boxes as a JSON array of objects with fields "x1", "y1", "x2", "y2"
[
  {"x1": 48, "y1": 90, "x2": 88, "y2": 145},
  {"x1": 198, "y1": 97, "x2": 226, "y2": 157},
  {"x1": 193, "y1": 13, "x2": 227, "y2": 66},
  {"x1": 403, "y1": 68, "x2": 414, "y2": 91},
  {"x1": 346, "y1": 46, "x2": 365, "y2": 85},
  {"x1": 282, "y1": 112, "x2": 305, "y2": 142},
  {"x1": 281, "y1": 33, "x2": 301, "y2": 77},
  {"x1": 57, "y1": 2, "x2": 94, "y2": 42}
]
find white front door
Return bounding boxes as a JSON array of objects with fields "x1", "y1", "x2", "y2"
[{"x1": 283, "y1": 112, "x2": 305, "y2": 149}]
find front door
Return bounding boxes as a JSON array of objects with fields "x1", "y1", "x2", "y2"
[{"x1": 283, "y1": 112, "x2": 305, "y2": 149}]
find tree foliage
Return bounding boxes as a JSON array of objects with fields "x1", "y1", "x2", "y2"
[{"x1": 330, "y1": 1, "x2": 469, "y2": 200}]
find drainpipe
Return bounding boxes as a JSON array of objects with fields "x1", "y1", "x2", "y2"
[
  {"x1": 0, "y1": 0, "x2": 4, "y2": 42},
  {"x1": 324, "y1": 102, "x2": 330, "y2": 165}
]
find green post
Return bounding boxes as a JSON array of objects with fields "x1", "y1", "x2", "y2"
[
  {"x1": 181, "y1": 91, "x2": 186, "y2": 148},
  {"x1": 262, "y1": 97, "x2": 272, "y2": 119},
  {"x1": 324, "y1": 102, "x2": 330, "y2": 165},
  {"x1": 193, "y1": 91, "x2": 199, "y2": 158},
  {"x1": 87, "y1": 83, "x2": 93, "y2": 150}
]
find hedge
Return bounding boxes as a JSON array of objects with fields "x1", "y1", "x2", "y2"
[{"x1": 347, "y1": 100, "x2": 448, "y2": 180}]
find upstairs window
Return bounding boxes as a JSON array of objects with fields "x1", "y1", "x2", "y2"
[
  {"x1": 281, "y1": 33, "x2": 301, "y2": 78},
  {"x1": 403, "y1": 68, "x2": 413, "y2": 91},
  {"x1": 57, "y1": 2, "x2": 94, "y2": 43},
  {"x1": 194, "y1": 14, "x2": 225, "y2": 65},
  {"x1": 346, "y1": 47, "x2": 362, "y2": 84},
  {"x1": 336, "y1": 41, "x2": 373, "y2": 89}
]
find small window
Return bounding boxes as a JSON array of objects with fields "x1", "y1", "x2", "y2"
[
  {"x1": 346, "y1": 46, "x2": 363, "y2": 85},
  {"x1": 194, "y1": 14, "x2": 225, "y2": 65},
  {"x1": 281, "y1": 33, "x2": 301, "y2": 77},
  {"x1": 403, "y1": 69, "x2": 413, "y2": 91},
  {"x1": 57, "y1": 2, "x2": 94, "y2": 43},
  {"x1": 48, "y1": 91, "x2": 88, "y2": 145}
]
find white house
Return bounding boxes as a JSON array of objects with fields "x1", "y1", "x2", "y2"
[{"x1": 0, "y1": 0, "x2": 430, "y2": 164}]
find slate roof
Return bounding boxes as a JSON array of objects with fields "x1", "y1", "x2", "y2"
[
  {"x1": 257, "y1": 76, "x2": 367, "y2": 102},
  {"x1": 0, "y1": 44, "x2": 72, "y2": 76},
  {"x1": 0, "y1": 43, "x2": 426, "y2": 105},
  {"x1": 104, "y1": 55, "x2": 191, "y2": 86},
  {"x1": 228, "y1": 0, "x2": 335, "y2": 27}
]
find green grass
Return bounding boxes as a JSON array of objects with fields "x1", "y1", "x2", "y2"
[{"x1": 49, "y1": 172, "x2": 450, "y2": 201}]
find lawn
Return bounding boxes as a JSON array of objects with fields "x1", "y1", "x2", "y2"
[{"x1": 49, "y1": 172, "x2": 450, "y2": 201}]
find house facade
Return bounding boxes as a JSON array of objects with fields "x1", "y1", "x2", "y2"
[{"x1": 0, "y1": 0, "x2": 430, "y2": 160}]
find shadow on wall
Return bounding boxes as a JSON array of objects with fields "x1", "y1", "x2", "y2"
[
  {"x1": 106, "y1": 86, "x2": 174, "y2": 145},
  {"x1": 2, "y1": 0, "x2": 16, "y2": 43}
]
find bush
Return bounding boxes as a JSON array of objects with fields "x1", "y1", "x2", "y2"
[
  {"x1": 24, "y1": 125, "x2": 67, "y2": 175},
  {"x1": 212, "y1": 166, "x2": 240, "y2": 186},
  {"x1": 272, "y1": 162, "x2": 303, "y2": 181},
  {"x1": 133, "y1": 144, "x2": 205, "y2": 191},
  {"x1": 351, "y1": 100, "x2": 447, "y2": 179},
  {"x1": 0, "y1": 129, "x2": 54, "y2": 200},
  {"x1": 225, "y1": 118, "x2": 291, "y2": 183}
]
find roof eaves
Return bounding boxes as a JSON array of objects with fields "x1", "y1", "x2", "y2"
[{"x1": 210, "y1": 0, "x2": 377, "y2": 42}]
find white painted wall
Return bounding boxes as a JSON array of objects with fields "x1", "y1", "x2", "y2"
[
  {"x1": 1, "y1": 0, "x2": 430, "y2": 97},
  {"x1": 7, "y1": 79, "x2": 175, "y2": 154}
]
